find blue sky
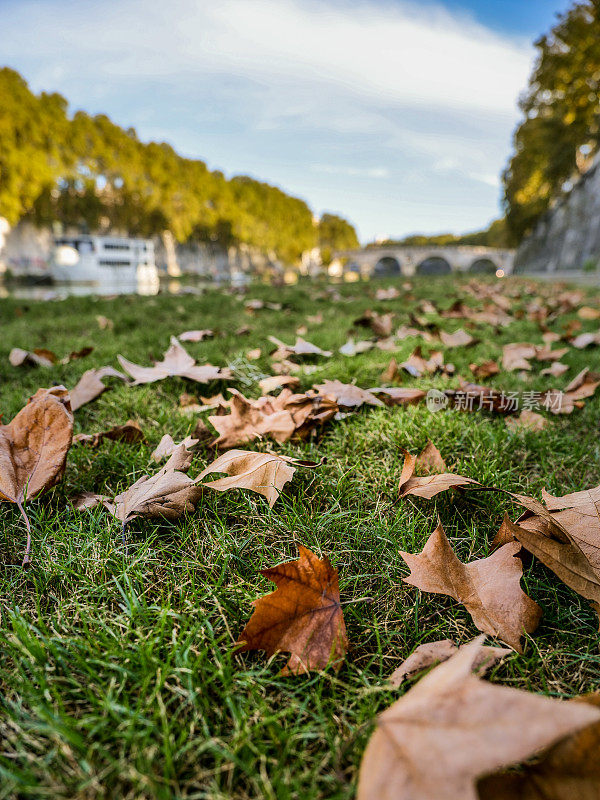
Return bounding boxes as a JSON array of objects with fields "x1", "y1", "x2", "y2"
[{"x1": 0, "y1": 0, "x2": 572, "y2": 242}]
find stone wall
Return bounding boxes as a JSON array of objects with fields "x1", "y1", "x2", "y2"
[{"x1": 515, "y1": 155, "x2": 600, "y2": 274}]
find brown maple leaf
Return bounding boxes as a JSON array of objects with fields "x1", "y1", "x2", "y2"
[
  {"x1": 118, "y1": 336, "x2": 232, "y2": 384},
  {"x1": 400, "y1": 522, "x2": 541, "y2": 651},
  {"x1": 258, "y1": 375, "x2": 300, "y2": 394},
  {"x1": 357, "y1": 638, "x2": 600, "y2": 800},
  {"x1": 505, "y1": 409, "x2": 548, "y2": 433},
  {"x1": 469, "y1": 360, "x2": 500, "y2": 379},
  {"x1": 368, "y1": 387, "x2": 426, "y2": 406},
  {"x1": 237, "y1": 544, "x2": 348, "y2": 674},
  {"x1": 9, "y1": 347, "x2": 57, "y2": 367},
  {"x1": 199, "y1": 449, "x2": 311, "y2": 507},
  {"x1": 0, "y1": 386, "x2": 73, "y2": 563},
  {"x1": 399, "y1": 451, "x2": 479, "y2": 498},
  {"x1": 209, "y1": 389, "x2": 296, "y2": 449},
  {"x1": 502, "y1": 342, "x2": 537, "y2": 372},
  {"x1": 70, "y1": 366, "x2": 128, "y2": 411}
]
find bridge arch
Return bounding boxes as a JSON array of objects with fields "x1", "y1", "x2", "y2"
[
  {"x1": 416, "y1": 255, "x2": 451, "y2": 275},
  {"x1": 373, "y1": 255, "x2": 402, "y2": 276},
  {"x1": 469, "y1": 257, "x2": 497, "y2": 274}
]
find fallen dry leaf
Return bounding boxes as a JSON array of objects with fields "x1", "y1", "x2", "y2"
[
  {"x1": 74, "y1": 420, "x2": 144, "y2": 447},
  {"x1": 268, "y1": 335, "x2": 332, "y2": 360},
  {"x1": 502, "y1": 342, "x2": 537, "y2": 372},
  {"x1": 179, "y1": 329, "x2": 214, "y2": 342},
  {"x1": 118, "y1": 336, "x2": 232, "y2": 385},
  {"x1": 399, "y1": 451, "x2": 479, "y2": 498},
  {"x1": 96, "y1": 315, "x2": 113, "y2": 330},
  {"x1": 400, "y1": 522, "x2": 541, "y2": 651},
  {"x1": 357, "y1": 639, "x2": 600, "y2": 800},
  {"x1": 541, "y1": 361, "x2": 569, "y2": 378},
  {"x1": 312, "y1": 380, "x2": 384, "y2": 409},
  {"x1": 571, "y1": 330, "x2": 600, "y2": 349},
  {"x1": 112, "y1": 445, "x2": 203, "y2": 524},
  {"x1": 578, "y1": 306, "x2": 600, "y2": 320},
  {"x1": 541, "y1": 367, "x2": 600, "y2": 414},
  {"x1": 368, "y1": 387, "x2": 426, "y2": 406},
  {"x1": 246, "y1": 348, "x2": 262, "y2": 360},
  {"x1": 505, "y1": 410, "x2": 548, "y2": 433},
  {"x1": 354, "y1": 310, "x2": 395, "y2": 338},
  {"x1": 209, "y1": 389, "x2": 296, "y2": 449},
  {"x1": 199, "y1": 449, "x2": 311, "y2": 507},
  {"x1": 70, "y1": 366, "x2": 128, "y2": 411},
  {"x1": 440, "y1": 328, "x2": 476, "y2": 348},
  {"x1": 258, "y1": 375, "x2": 300, "y2": 394},
  {"x1": 415, "y1": 441, "x2": 446, "y2": 473},
  {"x1": 0, "y1": 386, "x2": 73, "y2": 563},
  {"x1": 478, "y1": 694, "x2": 600, "y2": 799},
  {"x1": 151, "y1": 434, "x2": 199, "y2": 461},
  {"x1": 9, "y1": 347, "x2": 57, "y2": 367},
  {"x1": 469, "y1": 360, "x2": 500, "y2": 379},
  {"x1": 339, "y1": 338, "x2": 374, "y2": 357},
  {"x1": 389, "y1": 638, "x2": 511, "y2": 687},
  {"x1": 237, "y1": 544, "x2": 348, "y2": 674}
]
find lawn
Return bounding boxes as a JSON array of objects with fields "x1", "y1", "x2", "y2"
[{"x1": 1, "y1": 274, "x2": 600, "y2": 799}]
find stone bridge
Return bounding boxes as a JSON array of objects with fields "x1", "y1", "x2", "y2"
[{"x1": 331, "y1": 245, "x2": 515, "y2": 278}]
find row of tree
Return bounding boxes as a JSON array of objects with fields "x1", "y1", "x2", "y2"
[
  {"x1": 503, "y1": 0, "x2": 600, "y2": 243},
  {"x1": 0, "y1": 68, "x2": 358, "y2": 263},
  {"x1": 370, "y1": 218, "x2": 509, "y2": 249}
]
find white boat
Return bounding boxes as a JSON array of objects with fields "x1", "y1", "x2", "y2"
[{"x1": 50, "y1": 234, "x2": 159, "y2": 293}]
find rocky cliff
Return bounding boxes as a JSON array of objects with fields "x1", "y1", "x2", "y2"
[{"x1": 515, "y1": 154, "x2": 600, "y2": 274}]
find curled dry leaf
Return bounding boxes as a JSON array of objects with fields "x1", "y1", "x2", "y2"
[
  {"x1": 357, "y1": 639, "x2": 600, "y2": 800},
  {"x1": 268, "y1": 335, "x2": 332, "y2": 360},
  {"x1": 258, "y1": 375, "x2": 300, "y2": 394},
  {"x1": 507, "y1": 482, "x2": 600, "y2": 610},
  {"x1": 354, "y1": 310, "x2": 395, "y2": 338},
  {"x1": 440, "y1": 328, "x2": 476, "y2": 348},
  {"x1": 541, "y1": 367, "x2": 600, "y2": 414},
  {"x1": 571, "y1": 330, "x2": 600, "y2": 349},
  {"x1": 399, "y1": 451, "x2": 479, "y2": 498},
  {"x1": 209, "y1": 388, "x2": 337, "y2": 449},
  {"x1": 388, "y1": 638, "x2": 511, "y2": 687},
  {"x1": 237, "y1": 544, "x2": 348, "y2": 674},
  {"x1": 9, "y1": 347, "x2": 57, "y2": 367},
  {"x1": 400, "y1": 522, "x2": 541, "y2": 651},
  {"x1": 179, "y1": 329, "x2": 214, "y2": 342},
  {"x1": 502, "y1": 343, "x2": 537, "y2": 372},
  {"x1": 74, "y1": 420, "x2": 144, "y2": 448},
  {"x1": 369, "y1": 387, "x2": 426, "y2": 406},
  {"x1": 112, "y1": 445, "x2": 202, "y2": 524},
  {"x1": 199, "y1": 449, "x2": 312, "y2": 507},
  {"x1": 415, "y1": 441, "x2": 446, "y2": 473},
  {"x1": 118, "y1": 336, "x2": 232, "y2": 385},
  {"x1": 312, "y1": 380, "x2": 384, "y2": 409},
  {"x1": 339, "y1": 337, "x2": 374, "y2": 357},
  {"x1": 0, "y1": 386, "x2": 74, "y2": 563},
  {"x1": 151, "y1": 433, "x2": 199, "y2": 461},
  {"x1": 70, "y1": 366, "x2": 128, "y2": 411},
  {"x1": 246, "y1": 348, "x2": 262, "y2": 360},
  {"x1": 541, "y1": 361, "x2": 569, "y2": 378},
  {"x1": 469, "y1": 360, "x2": 500, "y2": 379},
  {"x1": 96, "y1": 315, "x2": 113, "y2": 330}
]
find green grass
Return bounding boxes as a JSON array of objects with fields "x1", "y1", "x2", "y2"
[{"x1": 1, "y1": 274, "x2": 600, "y2": 799}]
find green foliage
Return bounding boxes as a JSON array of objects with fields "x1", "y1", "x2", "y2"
[
  {"x1": 369, "y1": 218, "x2": 509, "y2": 248},
  {"x1": 318, "y1": 213, "x2": 360, "y2": 264},
  {"x1": 0, "y1": 68, "x2": 357, "y2": 263},
  {"x1": 503, "y1": 1, "x2": 600, "y2": 243}
]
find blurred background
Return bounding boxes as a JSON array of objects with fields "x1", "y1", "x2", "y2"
[{"x1": 0, "y1": 0, "x2": 598, "y2": 290}]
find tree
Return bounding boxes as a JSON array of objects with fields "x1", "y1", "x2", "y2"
[
  {"x1": 503, "y1": 1, "x2": 600, "y2": 243},
  {"x1": 318, "y1": 213, "x2": 359, "y2": 264}
]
